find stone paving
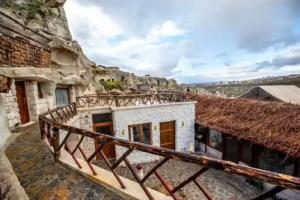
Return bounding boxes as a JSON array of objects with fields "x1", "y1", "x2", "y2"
[
  {"x1": 94, "y1": 157, "x2": 262, "y2": 200},
  {"x1": 5, "y1": 123, "x2": 123, "y2": 200}
]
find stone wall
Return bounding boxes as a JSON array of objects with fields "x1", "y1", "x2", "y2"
[
  {"x1": 26, "y1": 81, "x2": 52, "y2": 121},
  {"x1": 112, "y1": 102, "x2": 195, "y2": 163},
  {"x1": 0, "y1": 105, "x2": 11, "y2": 149},
  {"x1": 0, "y1": 80, "x2": 21, "y2": 128},
  {"x1": 0, "y1": 35, "x2": 51, "y2": 68}
]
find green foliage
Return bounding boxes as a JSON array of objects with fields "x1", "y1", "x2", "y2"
[
  {"x1": 101, "y1": 80, "x2": 124, "y2": 91},
  {"x1": 15, "y1": 0, "x2": 53, "y2": 20}
]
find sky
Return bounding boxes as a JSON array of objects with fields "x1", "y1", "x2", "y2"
[{"x1": 64, "y1": 0, "x2": 300, "y2": 83}]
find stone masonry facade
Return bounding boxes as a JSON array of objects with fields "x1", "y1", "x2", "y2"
[
  {"x1": 0, "y1": 80, "x2": 20, "y2": 128},
  {"x1": 0, "y1": 35, "x2": 51, "y2": 68},
  {"x1": 25, "y1": 81, "x2": 50, "y2": 121}
]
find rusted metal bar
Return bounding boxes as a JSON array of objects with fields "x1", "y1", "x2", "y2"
[
  {"x1": 141, "y1": 157, "x2": 169, "y2": 183},
  {"x1": 193, "y1": 178, "x2": 212, "y2": 200},
  {"x1": 112, "y1": 149, "x2": 133, "y2": 169},
  {"x1": 154, "y1": 170, "x2": 179, "y2": 200},
  {"x1": 99, "y1": 150, "x2": 126, "y2": 189},
  {"x1": 65, "y1": 143, "x2": 82, "y2": 169},
  {"x1": 124, "y1": 158, "x2": 155, "y2": 200},
  {"x1": 61, "y1": 108, "x2": 69, "y2": 120},
  {"x1": 71, "y1": 136, "x2": 84, "y2": 155},
  {"x1": 172, "y1": 167, "x2": 209, "y2": 194},
  {"x1": 78, "y1": 146, "x2": 97, "y2": 175},
  {"x1": 55, "y1": 110, "x2": 64, "y2": 122},
  {"x1": 87, "y1": 142, "x2": 107, "y2": 162},
  {"x1": 251, "y1": 186, "x2": 285, "y2": 200},
  {"x1": 57, "y1": 131, "x2": 71, "y2": 151}
]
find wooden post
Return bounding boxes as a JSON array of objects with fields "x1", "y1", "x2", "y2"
[
  {"x1": 52, "y1": 127, "x2": 60, "y2": 162},
  {"x1": 115, "y1": 96, "x2": 119, "y2": 107},
  {"x1": 73, "y1": 103, "x2": 77, "y2": 115},
  {"x1": 39, "y1": 118, "x2": 45, "y2": 140}
]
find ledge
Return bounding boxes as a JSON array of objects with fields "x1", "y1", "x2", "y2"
[{"x1": 111, "y1": 101, "x2": 196, "y2": 112}]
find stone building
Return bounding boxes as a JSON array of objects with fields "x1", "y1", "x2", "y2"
[{"x1": 66, "y1": 99, "x2": 195, "y2": 164}]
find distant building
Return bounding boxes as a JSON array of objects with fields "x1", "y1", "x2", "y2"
[
  {"x1": 138, "y1": 83, "x2": 156, "y2": 92},
  {"x1": 240, "y1": 85, "x2": 300, "y2": 105}
]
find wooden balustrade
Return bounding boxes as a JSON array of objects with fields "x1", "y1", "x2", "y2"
[
  {"x1": 76, "y1": 92, "x2": 191, "y2": 108},
  {"x1": 39, "y1": 102, "x2": 300, "y2": 200}
]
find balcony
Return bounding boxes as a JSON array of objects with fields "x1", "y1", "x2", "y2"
[{"x1": 35, "y1": 93, "x2": 300, "y2": 200}]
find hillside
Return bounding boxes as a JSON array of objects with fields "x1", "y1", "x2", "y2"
[{"x1": 185, "y1": 74, "x2": 300, "y2": 97}]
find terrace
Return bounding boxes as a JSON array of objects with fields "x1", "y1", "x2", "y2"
[{"x1": 34, "y1": 93, "x2": 300, "y2": 200}]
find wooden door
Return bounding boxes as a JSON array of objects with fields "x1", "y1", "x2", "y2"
[
  {"x1": 160, "y1": 121, "x2": 176, "y2": 150},
  {"x1": 15, "y1": 81, "x2": 30, "y2": 124},
  {"x1": 94, "y1": 122, "x2": 116, "y2": 159}
]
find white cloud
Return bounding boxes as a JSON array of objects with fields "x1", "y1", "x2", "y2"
[
  {"x1": 149, "y1": 20, "x2": 186, "y2": 40},
  {"x1": 64, "y1": 0, "x2": 300, "y2": 83},
  {"x1": 65, "y1": 1, "x2": 122, "y2": 40}
]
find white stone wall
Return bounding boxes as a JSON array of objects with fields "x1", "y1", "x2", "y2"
[
  {"x1": 0, "y1": 80, "x2": 21, "y2": 128},
  {"x1": 26, "y1": 81, "x2": 51, "y2": 121},
  {"x1": 78, "y1": 107, "x2": 113, "y2": 131},
  {"x1": 112, "y1": 102, "x2": 195, "y2": 164},
  {"x1": 0, "y1": 105, "x2": 11, "y2": 149}
]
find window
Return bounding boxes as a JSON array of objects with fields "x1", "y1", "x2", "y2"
[
  {"x1": 208, "y1": 129, "x2": 223, "y2": 151},
  {"x1": 37, "y1": 83, "x2": 43, "y2": 99},
  {"x1": 240, "y1": 141, "x2": 252, "y2": 164},
  {"x1": 92, "y1": 113, "x2": 112, "y2": 123},
  {"x1": 195, "y1": 124, "x2": 208, "y2": 143},
  {"x1": 258, "y1": 149, "x2": 295, "y2": 175},
  {"x1": 224, "y1": 137, "x2": 239, "y2": 162},
  {"x1": 55, "y1": 88, "x2": 70, "y2": 106},
  {"x1": 129, "y1": 123, "x2": 152, "y2": 145}
]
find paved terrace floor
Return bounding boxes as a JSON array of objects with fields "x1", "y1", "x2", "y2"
[
  {"x1": 5, "y1": 123, "x2": 124, "y2": 200},
  {"x1": 93, "y1": 157, "x2": 262, "y2": 200}
]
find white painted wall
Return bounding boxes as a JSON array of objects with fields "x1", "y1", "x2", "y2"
[
  {"x1": 112, "y1": 102, "x2": 195, "y2": 163},
  {"x1": 0, "y1": 105, "x2": 11, "y2": 149}
]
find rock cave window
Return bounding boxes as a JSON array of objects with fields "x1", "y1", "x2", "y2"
[{"x1": 55, "y1": 87, "x2": 70, "y2": 106}]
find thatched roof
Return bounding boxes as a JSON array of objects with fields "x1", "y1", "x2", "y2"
[{"x1": 192, "y1": 95, "x2": 300, "y2": 158}]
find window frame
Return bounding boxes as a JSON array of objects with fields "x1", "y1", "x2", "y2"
[
  {"x1": 128, "y1": 123, "x2": 152, "y2": 145},
  {"x1": 55, "y1": 87, "x2": 71, "y2": 106},
  {"x1": 37, "y1": 83, "x2": 43, "y2": 99}
]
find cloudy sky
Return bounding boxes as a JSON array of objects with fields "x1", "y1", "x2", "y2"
[{"x1": 64, "y1": 0, "x2": 300, "y2": 83}]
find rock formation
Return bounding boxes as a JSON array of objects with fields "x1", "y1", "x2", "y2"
[{"x1": 0, "y1": 0, "x2": 179, "y2": 93}]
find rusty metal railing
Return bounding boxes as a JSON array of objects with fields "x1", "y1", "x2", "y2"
[{"x1": 39, "y1": 101, "x2": 300, "y2": 200}]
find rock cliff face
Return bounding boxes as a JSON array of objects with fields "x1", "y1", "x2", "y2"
[
  {"x1": 0, "y1": 0, "x2": 178, "y2": 93},
  {"x1": 0, "y1": 0, "x2": 71, "y2": 40}
]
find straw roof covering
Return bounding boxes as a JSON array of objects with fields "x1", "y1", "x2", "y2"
[{"x1": 192, "y1": 95, "x2": 300, "y2": 158}]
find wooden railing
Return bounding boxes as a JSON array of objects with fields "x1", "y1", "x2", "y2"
[
  {"x1": 76, "y1": 92, "x2": 191, "y2": 108},
  {"x1": 39, "y1": 102, "x2": 300, "y2": 200}
]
